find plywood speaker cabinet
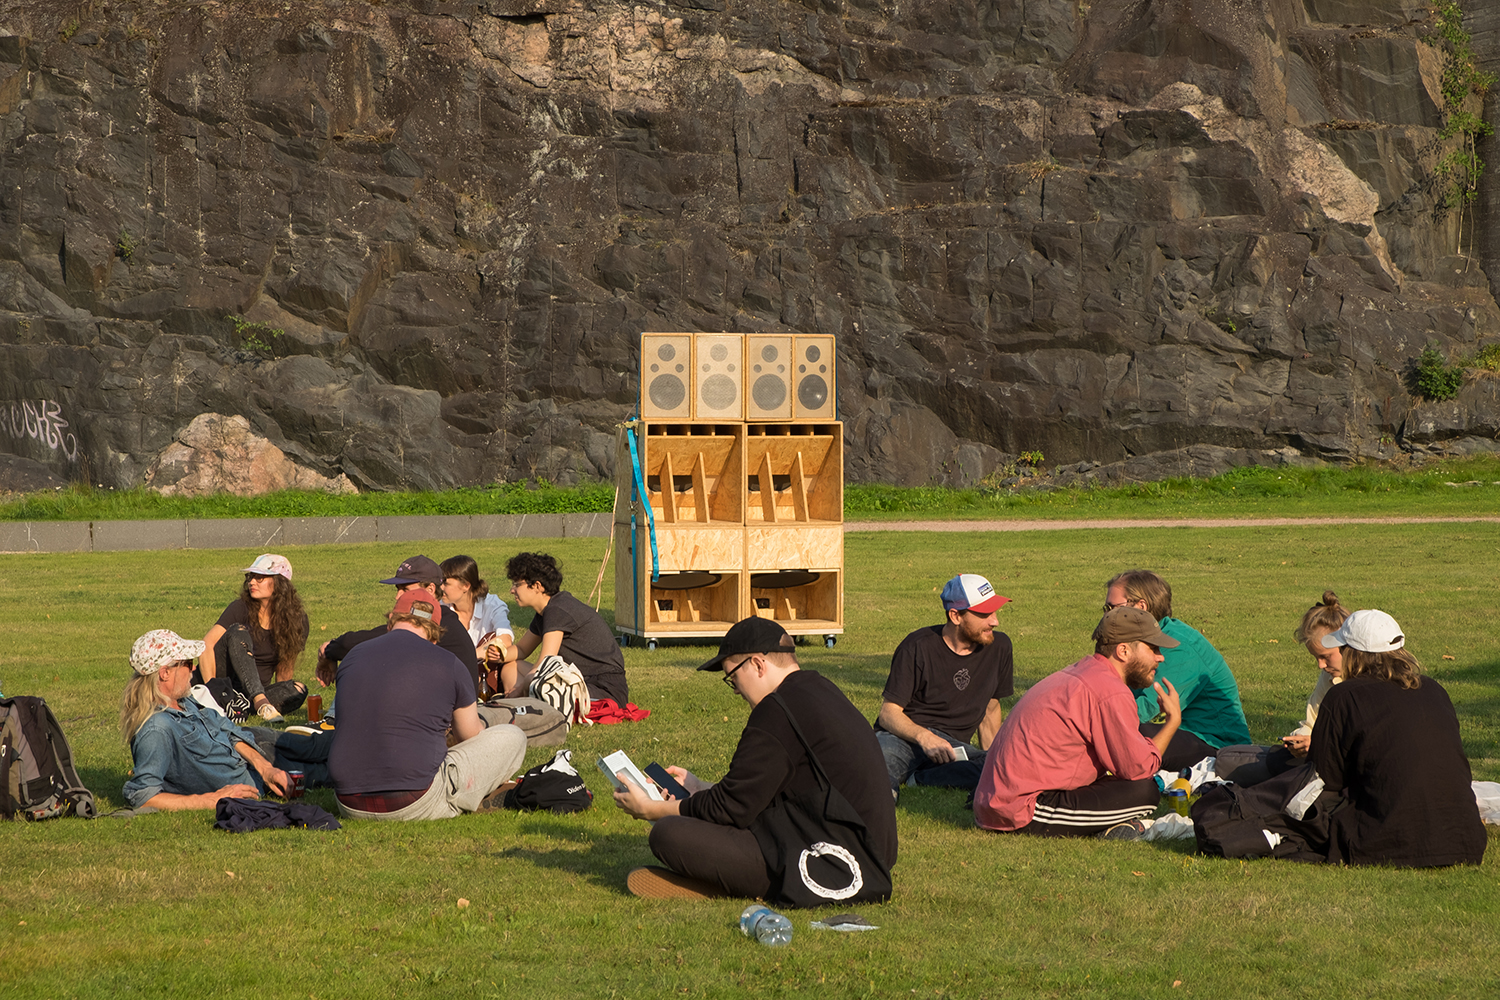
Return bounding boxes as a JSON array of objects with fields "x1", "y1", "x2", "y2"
[
  {"x1": 641, "y1": 333, "x2": 694, "y2": 419},
  {"x1": 693, "y1": 334, "x2": 744, "y2": 420},
  {"x1": 745, "y1": 334, "x2": 794, "y2": 420},
  {"x1": 792, "y1": 335, "x2": 836, "y2": 419}
]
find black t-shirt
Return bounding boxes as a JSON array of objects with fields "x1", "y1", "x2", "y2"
[
  {"x1": 216, "y1": 599, "x2": 310, "y2": 687},
  {"x1": 1312, "y1": 675, "x2": 1485, "y2": 868},
  {"x1": 325, "y1": 604, "x2": 479, "y2": 685},
  {"x1": 876, "y1": 625, "x2": 1015, "y2": 743},
  {"x1": 527, "y1": 591, "x2": 628, "y2": 704},
  {"x1": 680, "y1": 670, "x2": 898, "y2": 870},
  {"x1": 327, "y1": 629, "x2": 476, "y2": 794}
]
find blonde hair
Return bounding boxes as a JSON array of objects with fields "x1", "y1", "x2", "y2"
[
  {"x1": 1295, "y1": 590, "x2": 1349, "y2": 644},
  {"x1": 390, "y1": 614, "x2": 445, "y2": 643},
  {"x1": 119, "y1": 673, "x2": 168, "y2": 746},
  {"x1": 1107, "y1": 570, "x2": 1173, "y2": 620},
  {"x1": 1341, "y1": 647, "x2": 1424, "y2": 690}
]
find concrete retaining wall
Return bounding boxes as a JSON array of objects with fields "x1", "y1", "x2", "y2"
[{"x1": 0, "y1": 513, "x2": 615, "y2": 553}]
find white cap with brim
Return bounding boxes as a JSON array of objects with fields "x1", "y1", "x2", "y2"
[
  {"x1": 1321, "y1": 608, "x2": 1405, "y2": 653},
  {"x1": 130, "y1": 629, "x2": 206, "y2": 675}
]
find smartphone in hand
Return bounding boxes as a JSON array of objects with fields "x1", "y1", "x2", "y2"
[{"x1": 645, "y1": 762, "x2": 692, "y2": 801}]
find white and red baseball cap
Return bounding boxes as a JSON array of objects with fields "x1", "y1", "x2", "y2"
[{"x1": 941, "y1": 574, "x2": 1010, "y2": 615}]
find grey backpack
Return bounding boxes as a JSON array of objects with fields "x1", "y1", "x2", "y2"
[
  {"x1": 0, "y1": 696, "x2": 97, "y2": 820},
  {"x1": 477, "y1": 697, "x2": 570, "y2": 746}
]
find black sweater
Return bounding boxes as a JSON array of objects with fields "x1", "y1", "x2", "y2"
[
  {"x1": 680, "y1": 670, "x2": 898, "y2": 869},
  {"x1": 1312, "y1": 675, "x2": 1485, "y2": 868}
]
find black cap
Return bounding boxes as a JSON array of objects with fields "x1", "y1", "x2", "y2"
[
  {"x1": 697, "y1": 616, "x2": 796, "y2": 671},
  {"x1": 380, "y1": 555, "x2": 442, "y2": 586}
]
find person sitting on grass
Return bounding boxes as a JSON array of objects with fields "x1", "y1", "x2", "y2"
[
  {"x1": 874, "y1": 573, "x2": 1014, "y2": 795},
  {"x1": 199, "y1": 553, "x2": 309, "y2": 723},
  {"x1": 1310, "y1": 608, "x2": 1485, "y2": 867},
  {"x1": 441, "y1": 554, "x2": 514, "y2": 693},
  {"x1": 495, "y1": 552, "x2": 628, "y2": 705},
  {"x1": 315, "y1": 555, "x2": 481, "y2": 729},
  {"x1": 1215, "y1": 590, "x2": 1350, "y2": 786},
  {"x1": 973, "y1": 606, "x2": 1181, "y2": 839},
  {"x1": 327, "y1": 588, "x2": 527, "y2": 821},
  {"x1": 1104, "y1": 570, "x2": 1250, "y2": 771},
  {"x1": 611, "y1": 616, "x2": 896, "y2": 902},
  {"x1": 121, "y1": 629, "x2": 292, "y2": 811}
]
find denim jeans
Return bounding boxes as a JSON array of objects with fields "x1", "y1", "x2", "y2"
[{"x1": 875, "y1": 729, "x2": 987, "y2": 792}]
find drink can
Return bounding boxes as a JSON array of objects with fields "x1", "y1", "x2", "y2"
[{"x1": 286, "y1": 770, "x2": 305, "y2": 798}]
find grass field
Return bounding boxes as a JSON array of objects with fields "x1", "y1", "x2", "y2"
[
  {"x1": 4, "y1": 455, "x2": 1500, "y2": 524},
  {"x1": 1, "y1": 527, "x2": 1498, "y2": 998}
]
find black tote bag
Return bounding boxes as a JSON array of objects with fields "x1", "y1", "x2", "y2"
[{"x1": 750, "y1": 692, "x2": 893, "y2": 908}]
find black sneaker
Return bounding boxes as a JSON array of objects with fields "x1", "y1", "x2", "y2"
[{"x1": 1099, "y1": 818, "x2": 1149, "y2": 841}]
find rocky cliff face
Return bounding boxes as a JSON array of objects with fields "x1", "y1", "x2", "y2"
[{"x1": 0, "y1": 0, "x2": 1495, "y2": 492}]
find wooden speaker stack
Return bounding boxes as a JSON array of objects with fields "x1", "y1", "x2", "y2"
[{"x1": 616, "y1": 332, "x2": 843, "y2": 648}]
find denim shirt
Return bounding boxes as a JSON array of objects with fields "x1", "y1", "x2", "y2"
[{"x1": 123, "y1": 699, "x2": 261, "y2": 808}]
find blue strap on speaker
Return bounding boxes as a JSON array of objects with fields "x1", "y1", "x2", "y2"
[{"x1": 625, "y1": 420, "x2": 659, "y2": 584}]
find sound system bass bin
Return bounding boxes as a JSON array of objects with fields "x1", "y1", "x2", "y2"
[{"x1": 620, "y1": 332, "x2": 843, "y2": 646}]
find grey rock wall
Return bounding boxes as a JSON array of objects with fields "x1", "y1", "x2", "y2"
[{"x1": 0, "y1": 0, "x2": 1496, "y2": 492}]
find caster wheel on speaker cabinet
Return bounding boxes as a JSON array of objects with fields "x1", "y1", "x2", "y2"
[
  {"x1": 617, "y1": 634, "x2": 630, "y2": 648},
  {"x1": 824, "y1": 635, "x2": 837, "y2": 648},
  {"x1": 646, "y1": 639, "x2": 659, "y2": 651},
  {"x1": 793, "y1": 635, "x2": 808, "y2": 646}
]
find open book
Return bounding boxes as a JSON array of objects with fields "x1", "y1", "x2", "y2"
[{"x1": 596, "y1": 750, "x2": 663, "y2": 801}]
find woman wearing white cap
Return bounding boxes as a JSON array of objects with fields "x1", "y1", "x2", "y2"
[
  {"x1": 200, "y1": 554, "x2": 310, "y2": 723},
  {"x1": 1311, "y1": 609, "x2": 1485, "y2": 867}
]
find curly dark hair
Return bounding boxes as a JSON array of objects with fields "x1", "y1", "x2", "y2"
[
  {"x1": 239, "y1": 573, "x2": 308, "y2": 665},
  {"x1": 506, "y1": 552, "x2": 562, "y2": 595}
]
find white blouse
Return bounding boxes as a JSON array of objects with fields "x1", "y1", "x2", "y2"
[{"x1": 448, "y1": 593, "x2": 514, "y2": 647}]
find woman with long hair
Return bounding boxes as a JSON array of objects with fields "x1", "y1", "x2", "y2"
[
  {"x1": 1311, "y1": 608, "x2": 1485, "y2": 867},
  {"x1": 201, "y1": 553, "x2": 309, "y2": 722},
  {"x1": 440, "y1": 554, "x2": 513, "y2": 693}
]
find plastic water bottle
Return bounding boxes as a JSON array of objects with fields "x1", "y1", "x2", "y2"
[{"x1": 740, "y1": 904, "x2": 793, "y2": 946}]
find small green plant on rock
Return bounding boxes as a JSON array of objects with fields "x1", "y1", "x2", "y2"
[
  {"x1": 1421, "y1": 0, "x2": 1495, "y2": 250},
  {"x1": 1413, "y1": 344, "x2": 1464, "y2": 401},
  {"x1": 114, "y1": 229, "x2": 136, "y2": 261},
  {"x1": 228, "y1": 315, "x2": 284, "y2": 355}
]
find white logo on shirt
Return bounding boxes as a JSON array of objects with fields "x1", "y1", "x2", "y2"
[{"x1": 953, "y1": 668, "x2": 971, "y2": 691}]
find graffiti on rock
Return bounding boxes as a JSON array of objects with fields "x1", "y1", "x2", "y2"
[{"x1": 1, "y1": 399, "x2": 80, "y2": 462}]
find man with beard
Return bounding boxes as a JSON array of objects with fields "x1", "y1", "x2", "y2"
[
  {"x1": 874, "y1": 574, "x2": 1015, "y2": 793},
  {"x1": 972, "y1": 606, "x2": 1181, "y2": 838}
]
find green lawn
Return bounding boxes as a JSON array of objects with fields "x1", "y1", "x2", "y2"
[
  {"x1": 4, "y1": 455, "x2": 1500, "y2": 523},
  {"x1": 1, "y1": 527, "x2": 1497, "y2": 998}
]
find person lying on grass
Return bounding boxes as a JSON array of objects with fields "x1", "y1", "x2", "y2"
[{"x1": 121, "y1": 629, "x2": 295, "y2": 810}]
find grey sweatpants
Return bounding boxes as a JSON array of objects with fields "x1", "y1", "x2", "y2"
[{"x1": 336, "y1": 724, "x2": 528, "y2": 821}]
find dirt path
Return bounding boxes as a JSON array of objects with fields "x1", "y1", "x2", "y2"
[{"x1": 845, "y1": 516, "x2": 1500, "y2": 532}]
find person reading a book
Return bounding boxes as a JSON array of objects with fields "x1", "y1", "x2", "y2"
[{"x1": 610, "y1": 617, "x2": 897, "y2": 901}]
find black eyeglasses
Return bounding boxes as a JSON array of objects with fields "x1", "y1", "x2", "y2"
[
  {"x1": 1103, "y1": 599, "x2": 1133, "y2": 613},
  {"x1": 723, "y1": 655, "x2": 755, "y2": 690}
]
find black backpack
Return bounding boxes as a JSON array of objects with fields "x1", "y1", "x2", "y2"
[{"x1": 0, "y1": 696, "x2": 97, "y2": 820}]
